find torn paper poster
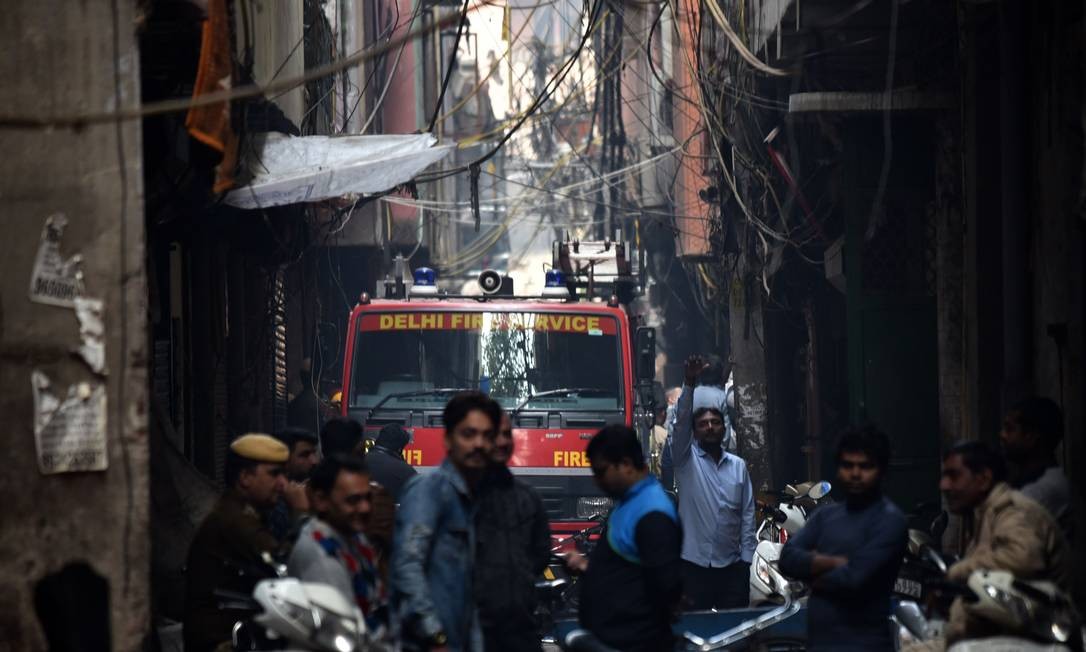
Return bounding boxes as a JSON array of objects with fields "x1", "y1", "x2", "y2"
[
  {"x1": 73, "y1": 296, "x2": 107, "y2": 375},
  {"x1": 31, "y1": 370, "x2": 108, "y2": 474},
  {"x1": 28, "y1": 213, "x2": 85, "y2": 307}
]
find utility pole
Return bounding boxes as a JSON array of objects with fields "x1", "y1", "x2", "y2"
[{"x1": 0, "y1": 1, "x2": 149, "y2": 648}]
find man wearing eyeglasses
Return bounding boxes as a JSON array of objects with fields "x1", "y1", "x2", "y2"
[
  {"x1": 672, "y1": 355, "x2": 757, "y2": 610},
  {"x1": 569, "y1": 425, "x2": 682, "y2": 652}
]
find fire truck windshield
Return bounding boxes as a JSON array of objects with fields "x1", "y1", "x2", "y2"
[{"x1": 349, "y1": 311, "x2": 623, "y2": 413}]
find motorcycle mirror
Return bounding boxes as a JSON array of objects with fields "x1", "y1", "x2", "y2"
[
  {"x1": 635, "y1": 327, "x2": 656, "y2": 382},
  {"x1": 922, "y1": 545, "x2": 949, "y2": 575},
  {"x1": 930, "y1": 510, "x2": 949, "y2": 541},
  {"x1": 807, "y1": 481, "x2": 831, "y2": 500}
]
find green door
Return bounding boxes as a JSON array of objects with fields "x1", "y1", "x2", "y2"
[{"x1": 843, "y1": 117, "x2": 942, "y2": 512}]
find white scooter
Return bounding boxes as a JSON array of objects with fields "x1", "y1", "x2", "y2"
[
  {"x1": 229, "y1": 578, "x2": 392, "y2": 652},
  {"x1": 749, "y1": 480, "x2": 832, "y2": 605}
]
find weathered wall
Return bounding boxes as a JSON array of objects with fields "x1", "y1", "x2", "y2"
[
  {"x1": 954, "y1": 0, "x2": 1084, "y2": 582},
  {"x1": 244, "y1": 0, "x2": 304, "y2": 126},
  {"x1": 0, "y1": 1, "x2": 149, "y2": 649},
  {"x1": 1024, "y1": 0, "x2": 1085, "y2": 600}
]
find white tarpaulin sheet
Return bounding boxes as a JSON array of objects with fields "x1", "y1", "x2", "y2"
[{"x1": 225, "y1": 133, "x2": 454, "y2": 209}]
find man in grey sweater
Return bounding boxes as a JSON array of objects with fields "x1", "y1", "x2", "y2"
[{"x1": 288, "y1": 454, "x2": 388, "y2": 635}]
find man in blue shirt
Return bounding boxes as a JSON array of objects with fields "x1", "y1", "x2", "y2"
[
  {"x1": 573, "y1": 425, "x2": 683, "y2": 652},
  {"x1": 673, "y1": 355, "x2": 757, "y2": 609},
  {"x1": 690, "y1": 355, "x2": 737, "y2": 453},
  {"x1": 778, "y1": 426, "x2": 907, "y2": 651}
]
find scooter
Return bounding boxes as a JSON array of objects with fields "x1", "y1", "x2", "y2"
[
  {"x1": 749, "y1": 480, "x2": 831, "y2": 605},
  {"x1": 756, "y1": 480, "x2": 832, "y2": 544},
  {"x1": 226, "y1": 577, "x2": 391, "y2": 652},
  {"x1": 947, "y1": 569, "x2": 1082, "y2": 651},
  {"x1": 893, "y1": 549, "x2": 1083, "y2": 652},
  {"x1": 560, "y1": 583, "x2": 802, "y2": 652},
  {"x1": 682, "y1": 580, "x2": 803, "y2": 651}
]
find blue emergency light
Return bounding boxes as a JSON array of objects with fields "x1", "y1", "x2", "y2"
[
  {"x1": 542, "y1": 269, "x2": 570, "y2": 297},
  {"x1": 410, "y1": 267, "x2": 439, "y2": 296}
]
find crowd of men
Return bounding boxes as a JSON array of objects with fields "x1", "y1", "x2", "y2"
[{"x1": 181, "y1": 353, "x2": 1073, "y2": 652}]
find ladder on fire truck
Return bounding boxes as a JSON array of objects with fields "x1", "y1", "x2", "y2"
[
  {"x1": 550, "y1": 231, "x2": 645, "y2": 305},
  {"x1": 551, "y1": 233, "x2": 658, "y2": 462}
]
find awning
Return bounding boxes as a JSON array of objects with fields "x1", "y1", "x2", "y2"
[{"x1": 224, "y1": 133, "x2": 454, "y2": 209}]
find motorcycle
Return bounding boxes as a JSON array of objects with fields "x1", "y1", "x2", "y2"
[
  {"x1": 892, "y1": 525, "x2": 948, "y2": 605},
  {"x1": 893, "y1": 549, "x2": 1083, "y2": 652},
  {"x1": 892, "y1": 503, "x2": 951, "y2": 604},
  {"x1": 540, "y1": 520, "x2": 605, "y2": 647}
]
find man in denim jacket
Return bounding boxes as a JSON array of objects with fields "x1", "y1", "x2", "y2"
[{"x1": 390, "y1": 392, "x2": 501, "y2": 651}]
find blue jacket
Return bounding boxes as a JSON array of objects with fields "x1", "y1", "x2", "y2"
[
  {"x1": 390, "y1": 460, "x2": 482, "y2": 651},
  {"x1": 579, "y1": 475, "x2": 682, "y2": 652},
  {"x1": 606, "y1": 476, "x2": 679, "y2": 563}
]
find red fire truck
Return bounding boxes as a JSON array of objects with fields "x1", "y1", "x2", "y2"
[{"x1": 339, "y1": 238, "x2": 656, "y2": 524}]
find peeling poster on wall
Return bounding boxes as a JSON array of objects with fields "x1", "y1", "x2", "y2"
[
  {"x1": 31, "y1": 370, "x2": 108, "y2": 474},
  {"x1": 28, "y1": 213, "x2": 85, "y2": 307},
  {"x1": 73, "y1": 296, "x2": 107, "y2": 376}
]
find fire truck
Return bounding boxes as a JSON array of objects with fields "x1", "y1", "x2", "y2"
[{"x1": 339, "y1": 237, "x2": 657, "y2": 524}]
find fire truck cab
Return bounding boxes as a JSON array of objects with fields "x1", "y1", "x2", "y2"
[{"x1": 340, "y1": 238, "x2": 656, "y2": 523}]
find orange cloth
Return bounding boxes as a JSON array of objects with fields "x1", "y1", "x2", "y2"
[{"x1": 185, "y1": 0, "x2": 238, "y2": 193}]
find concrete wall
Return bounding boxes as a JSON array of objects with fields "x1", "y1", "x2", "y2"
[
  {"x1": 245, "y1": 0, "x2": 305, "y2": 126},
  {"x1": 0, "y1": 1, "x2": 149, "y2": 649},
  {"x1": 1023, "y1": 0, "x2": 1085, "y2": 598}
]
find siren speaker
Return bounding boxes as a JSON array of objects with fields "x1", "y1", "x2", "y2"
[{"x1": 478, "y1": 269, "x2": 503, "y2": 295}]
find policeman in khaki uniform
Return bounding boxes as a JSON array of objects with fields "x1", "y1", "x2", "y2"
[{"x1": 183, "y1": 434, "x2": 292, "y2": 652}]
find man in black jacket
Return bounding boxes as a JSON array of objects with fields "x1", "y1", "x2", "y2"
[
  {"x1": 475, "y1": 412, "x2": 551, "y2": 652},
  {"x1": 366, "y1": 423, "x2": 418, "y2": 501}
]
